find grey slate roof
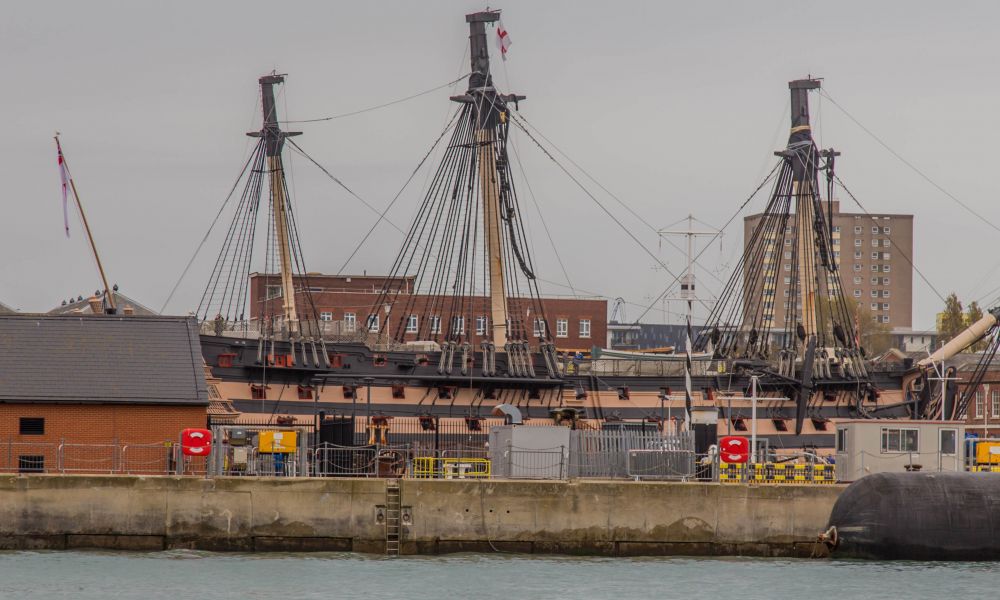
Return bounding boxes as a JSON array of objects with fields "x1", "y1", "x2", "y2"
[
  {"x1": 48, "y1": 292, "x2": 157, "y2": 316},
  {"x1": 0, "y1": 314, "x2": 208, "y2": 406}
]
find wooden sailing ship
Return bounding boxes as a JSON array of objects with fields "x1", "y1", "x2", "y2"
[{"x1": 198, "y1": 10, "x2": 931, "y2": 455}]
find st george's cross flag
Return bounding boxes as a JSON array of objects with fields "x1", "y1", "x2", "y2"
[
  {"x1": 57, "y1": 143, "x2": 71, "y2": 237},
  {"x1": 496, "y1": 20, "x2": 511, "y2": 61}
]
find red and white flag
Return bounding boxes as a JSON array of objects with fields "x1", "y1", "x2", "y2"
[
  {"x1": 57, "y1": 143, "x2": 71, "y2": 238},
  {"x1": 496, "y1": 20, "x2": 512, "y2": 61}
]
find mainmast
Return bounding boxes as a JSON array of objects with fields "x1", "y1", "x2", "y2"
[
  {"x1": 453, "y1": 11, "x2": 524, "y2": 348},
  {"x1": 248, "y1": 74, "x2": 302, "y2": 336}
]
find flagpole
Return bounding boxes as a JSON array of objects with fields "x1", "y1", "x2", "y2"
[{"x1": 55, "y1": 135, "x2": 117, "y2": 312}]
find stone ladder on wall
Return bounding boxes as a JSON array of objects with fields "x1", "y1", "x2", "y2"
[{"x1": 385, "y1": 479, "x2": 401, "y2": 556}]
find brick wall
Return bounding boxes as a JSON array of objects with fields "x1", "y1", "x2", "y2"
[{"x1": 0, "y1": 404, "x2": 207, "y2": 445}]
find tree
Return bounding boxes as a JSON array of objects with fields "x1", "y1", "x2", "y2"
[
  {"x1": 966, "y1": 301, "x2": 987, "y2": 352},
  {"x1": 851, "y1": 301, "x2": 892, "y2": 356},
  {"x1": 937, "y1": 293, "x2": 966, "y2": 346}
]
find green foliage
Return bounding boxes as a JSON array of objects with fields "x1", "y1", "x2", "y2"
[{"x1": 937, "y1": 292, "x2": 966, "y2": 345}]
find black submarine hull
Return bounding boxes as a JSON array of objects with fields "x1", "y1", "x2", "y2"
[{"x1": 828, "y1": 472, "x2": 1000, "y2": 560}]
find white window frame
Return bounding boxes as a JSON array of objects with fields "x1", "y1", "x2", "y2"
[
  {"x1": 319, "y1": 311, "x2": 333, "y2": 322},
  {"x1": 853, "y1": 290, "x2": 861, "y2": 298},
  {"x1": 976, "y1": 390, "x2": 985, "y2": 418},
  {"x1": 475, "y1": 315, "x2": 487, "y2": 335},
  {"x1": 993, "y1": 390, "x2": 1000, "y2": 419},
  {"x1": 406, "y1": 315, "x2": 418, "y2": 333},
  {"x1": 854, "y1": 239, "x2": 862, "y2": 247},
  {"x1": 854, "y1": 226, "x2": 862, "y2": 234},
  {"x1": 452, "y1": 316, "x2": 465, "y2": 335},
  {"x1": 872, "y1": 226, "x2": 879, "y2": 234},
  {"x1": 556, "y1": 318, "x2": 569, "y2": 338},
  {"x1": 853, "y1": 264, "x2": 861, "y2": 272},
  {"x1": 871, "y1": 239, "x2": 879, "y2": 247},
  {"x1": 883, "y1": 226, "x2": 891, "y2": 234},
  {"x1": 940, "y1": 428, "x2": 958, "y2": 456},
  {"x1": 533, "y1": 318, "x2": 546, "y2": 338},
  {"x1": 579, "y1": 319, "x2": 592, "y2": 339},
  {"x1": 367, "y1": 314, "x2": 380, "y2": 333},
  {"x1": 430, "y1": 315, "x2": 441, "y2": 334},
  {"x1": 344, "y1": 312, "x2": 356, "y2": 332},
  {"x1": 883, "y1": 265, "x2": 891, "y2": 273}
]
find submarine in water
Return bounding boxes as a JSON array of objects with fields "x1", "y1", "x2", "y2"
[{"x1": 823, "y1": 472, "x2": 1000, "y2": 560}]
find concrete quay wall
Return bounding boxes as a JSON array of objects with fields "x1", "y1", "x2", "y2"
[{"x1": 0, "y1": 476, "x2": 842, "y2": 556}]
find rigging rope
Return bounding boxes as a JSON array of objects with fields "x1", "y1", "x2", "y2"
[{"x1": 279, "y1": 74, "x2": 472, "y2": 123}]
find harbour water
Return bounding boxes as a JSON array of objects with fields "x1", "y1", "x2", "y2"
[{"x1": 2, "y1": 551, "x2": 997, "y2": 599}]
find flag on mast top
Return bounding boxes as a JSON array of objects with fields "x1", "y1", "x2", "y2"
[{"x1": 496, "y1": 19, "x2": 511, "y2": 60}]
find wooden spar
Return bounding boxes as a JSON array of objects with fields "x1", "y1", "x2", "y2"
[
  {"x1": 269, "y1": 154, "x2": 300, "y2": 335},
  {"x1": 478, "y1": 128, "x2": 509, "y2": 347},
  {"x1": 795, "y1": 179, "x2": 818, "y2": 339},
  {"x1": 54, "y1": 135, "x2": 116, "y2": 312}
]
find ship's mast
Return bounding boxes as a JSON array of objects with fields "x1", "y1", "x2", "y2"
[
  {"x1": 457, "y1": 11, "x2": 522, "y2": 347},
  {"x1": 781, "y1": 78, "x2": 821, "y2": 345},
  {"x1": 249, "y1": 74, "x2": 302, "y2": 336}
]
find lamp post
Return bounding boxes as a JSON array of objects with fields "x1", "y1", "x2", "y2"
[{"x1": 750, "y1": 375, "x2": 759, "y2": 464}]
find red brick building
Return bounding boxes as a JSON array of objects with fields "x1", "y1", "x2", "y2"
[
  {"x1": 249, "y1": 273, "x2": 607, "y2": 352},
  {"x1": 0, "y1": 314, "x2": 209, "y2": 473}
]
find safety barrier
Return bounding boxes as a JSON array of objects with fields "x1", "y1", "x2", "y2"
[
  {"x1": 718, "y1": 462, "x2": 836, "y2": 484},
  {"x1": 969, "y1": 465, "x2": 1000, "y2": 473},
  {"x1": 410, "y1": 456, "x2": 491, "y2": 479}
]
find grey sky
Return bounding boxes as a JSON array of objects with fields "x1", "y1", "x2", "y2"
[{"x1": 3, "y1": 1, "x2": 998, "y2": 329}]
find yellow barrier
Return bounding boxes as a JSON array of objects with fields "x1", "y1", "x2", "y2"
[
  {"x1": 410, "y1": 457, "x2": 492, "y2": 479},
  {"x1": 719, "y1": 462, "x2": 835, "y2": 484},
  {"x1": 970, "y1": 465, "x2": 1000, "y2": 473}
]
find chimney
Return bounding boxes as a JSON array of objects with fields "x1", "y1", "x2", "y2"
[
  {"x1": 123, "y1": 304, "x2": 135, "y2": 316},
  {"x1": 87, "y1": 295, "x2": 102, "y2": 314}
]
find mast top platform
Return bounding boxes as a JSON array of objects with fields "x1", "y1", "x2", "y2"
[
  {"x1": 466, "y1": 10, "x2": 500, "y2": 24},
  {"x1": 789, "y1": 78, "x2": 822, "y2": 91}
]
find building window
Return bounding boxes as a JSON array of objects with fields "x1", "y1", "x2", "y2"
[
  {"x1": 783, "y1": 251, "x2": 792, "y2": 260},
  {"x1": 782, "y1": 290, "x2": 789, "y2": 297},
  {"x1": 871, "y1": 265, "x2": 879, "y2": 272},
  {"x1": 265, "y1": 285, "x2": 283, "y2": 299},
  {"x1": 834, "y1": 250, "x2": 840, "y2": 258},
  {"x1": 870, "y1": 290, "x2": 878, "y2": 298},
  {"x1": 19, "y1": 418, "x2": 44, "y2": 435},
  {"x1": 854, "y1": 239, "x2": 862, "y2": 247},
  {"x1": 319, "y1": 311, "x2": 333, "y2": 322},
  {"x1": 883, "y1": 290, "x2": 891, "y2": 298},
  {"x1": 533, "y1": 318, "x2": 546, "y2": 338},
  {"x1": 853, "y1": 290, "x2": 861, "y2": 298},
  {"x1": 475, "y1": 315, "x2": 487, "y2": 335},
  {"x1": 883, "y1": 226, "x2": 891, "y2": 234},
  {"x1": 883, "y1": 277, "x2": 890, "y2": 285},
  {"x1": 871, "y1": 226, "x2": 879, "y2": 234},
  {"x1": 881, "y1": 315, "x2": 890, "y2": 323},
  {"x1": 580, "y1": 319, "x2": 592, "y2": 338},
  {"x1": 853, "y1": 264, "x2": 861, "y2": 272},
  {"x1": 784, "y1": 264, "x2": 791, "y2": 272},
  {"x1": 871, "y1": 252, "x2": 879, "y2": 260},
  {"x1": 784, "y1": 238, "x2": 791, "y2": 246},
  {"x1": 870, "y1": 277, "x2": 878, "y2": 285},
  {"x1": 783, "y1": 276, "x2": 791, "y2": 285},
  {"x1": 18, "y1": 456, "x2": 44, "y2": 474},
  {"x1": 344, "y1": 312, "x2": 356, "y2": 332},
  {"x1": 881, "y1": 427, "x2": 918, "y2": 452},
  {"x1": 833, "y1": 226, "x2": 841, "y2": 233},
  {"x1": 250, "y1": 384, "x2": 266, "y2": 400},
  {"x1": 992, "y1": 391, "x2": 1000, "y2": 419},
  {"x1": 883, "y1": 265, "x2": 891, "y2": 273},
  {"x1": 882, "y1": 303, "x2": 890, "y2": 310},
  {"x1": 406, "y1": 315, "x2": 418, "y2": 334},
  {"x1": 853, "y1": 276, "x2": 862, "y2": 284},
  {"x1": 854, "y1": 226, "x2": 862, "y2": 234},
  {"x1": 297, "y1": 385, "x2": 313, "y2": 400},
  {"x1": 452, "y1": 316, "x2": 465, "y2": 335},
  {"x1": 976, "y1": 390, "x2": 985, "y2": 418},
  {"x1": 883, "y1": 239, "x2": 891, "y2": 248},
  {"x1": 367, "y1": 314, "x2": 379, "y2": 332},
  {"x1": 556, "y1": 318, "x2": 569, "y2": 338},
  {"x1": 430, "y1": 316, "x2": 441, "y2": 334},
  {"x1": 871, "y1": 239, "x2": 879, "y2": 247},
  {"x1": 836, "y1": 429, "x2": 847, "y2": 452},
  {"x1": 854, "y1": 251, "x2": 862, "y2": 259},
  {"x1": 870, "y1": 303, "x2": 877, "y2": 311}
]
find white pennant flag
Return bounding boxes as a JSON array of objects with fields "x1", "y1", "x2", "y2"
[{"x1": 496, "y1": 20, "x2": 512, "y2": 61}]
